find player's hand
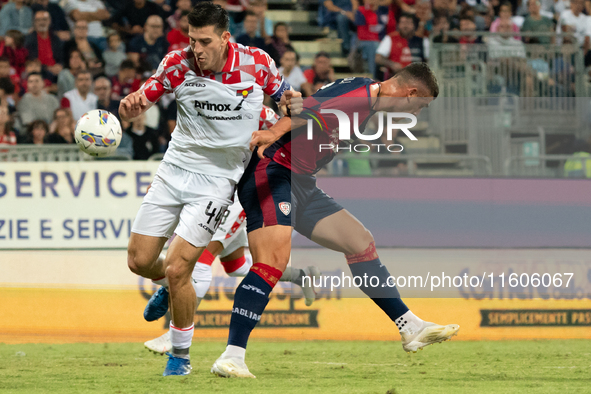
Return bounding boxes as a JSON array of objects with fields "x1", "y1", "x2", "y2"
[
  {"x1": 120, "y1": 91, "x2": 147, "y2": 121},
  {"x1": 284, "y1": 90, "x2": 303, "y2": 116},
  {"x1": 250, "y1": 129, "x2": 278, "y2": 159}
]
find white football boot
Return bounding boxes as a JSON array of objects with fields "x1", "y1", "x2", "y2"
[
  {"x1": 401, "y1": 321, "x2": 460, "y2": 353},
  {"x1": 144, "y1": 331, "x2": 172, "y2": 355},
  {"x1": 301, "y1": 266, "x2": 321, "y2": 307},
  {"x1": 211, "y1": 354, "x2": 256, "y2": 378}
]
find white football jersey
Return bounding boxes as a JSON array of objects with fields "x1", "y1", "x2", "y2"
[{"x1": 142, "y1": 43, "x2": 288, "y2": 182}]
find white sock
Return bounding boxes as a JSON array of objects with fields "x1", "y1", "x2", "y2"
[
  {"x1": 170, "y1": 323, "x2": 194, "y2": 358},
  {"x1": 192, "y1": 262, "x2": 212, "y2": 298},
  {"x1": 223, "y1": 344, "x2": 246, "y2": 361},
  {"x1": 395, "y1": 310, "x2": 424, "y2": 335},
  {"x1": 280, "y1": 267, "x2": 299, "y2": 283}
]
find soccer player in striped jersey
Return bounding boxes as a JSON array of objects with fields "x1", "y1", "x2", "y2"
[{"x1": 211, "y1": 63, "x2": 460, "y2": 378}]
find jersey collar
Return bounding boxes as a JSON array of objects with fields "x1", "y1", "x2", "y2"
[{"x1": 222, "y1": 42, "x2": 236, "y2": 73}]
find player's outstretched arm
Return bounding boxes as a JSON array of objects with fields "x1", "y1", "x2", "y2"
[{"x1": 119, "y1": 90, "x2": 155, "y2": 122}]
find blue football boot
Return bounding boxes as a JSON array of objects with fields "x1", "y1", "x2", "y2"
[
  {"x1": 144, "y1": 286, "x2": 169, "y2": 321},
  {"x1": 163, "y1": 353, "x2": 192, "y2": 376}
]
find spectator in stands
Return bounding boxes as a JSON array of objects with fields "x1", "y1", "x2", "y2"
[
  {"x1": 490, "y1": 2, "x2": 520, "y2": 33},
  {"x1": 0, "y1": 56, "x2": 20, "y2": 97},
  {"x1": 302, "y1": 51, "x2": 335, "y2": 96},
  {"x1": 267, "y1": 22, "x2": 295, "y2": 65},
  {"x1": 103, "y1": 32, "x2": 127, "y2": 78},
  {"x1": 458, "y1": 15, "x2": 482, "y2": 44},
  {"x1": 167, "y1": 10, "x2": 190, "y2": 52},
  {"x1": 63, "y1": 20, "x2": 103, "y2": 77},
  {"x1": 17, "y1": 72, "x2": 59, "y2": 127},
  {"x1": 125, "y1": 112, "x2": 160, "y2": 160},
  {"x1": 279, "y1": 50, "x2": 307, "y2": 93},
  {"x1": 488, "y1": 19, "x2": 526, "y2": 59},
  {"x1": 375, "y1": 13, "x2": 425, "y2": 79},
  {"x1": 25, "y1": 119, "x2": 49, "y2": 144},
  {"x1": 20, "y1": 58, "x2": 55, "y2": 94},
  {"x1": 355, "y1": 0, "x2": 390, "y2": 79},
  {"x1": 95, "y1": 76, "x2": 120, "y2": 119},
  {"x1": 111, "y1": 0, "x2": 167, "y2": 41},
  {"x1": 57, "y1": 49, "x2": 87, "y2": 98},
  {"x1": 0, "y1": 77, "x2": 17, "y2": 114},
  {"x1": 521, "y1": 0, "x2": 553, "y2": 44},
  {"x1": 30, "y1": 0, "x2": 71, "y2": 41},
  {"x1": 25, "y1": 10, "x2": 64, "y2": 79},
  {"x1": 433, "y1": 0, "x2": 457, "y2": 18},
  {"x1": 128, "y1": 15, "x2": 168, "y2": 72},
  {"x1": 0, "y1": 106, "x2": 17, "y2": 145},
  {"x1": 168, "y1": 0, "x2": 193, "y2": 30},
  {"x1": 557, "y1": 0, "x2": 590, "y2": 49},
  {"x1": 0, "y1": 30, "x2": 28, "y2": 78},
  {"x1": 236, "y1": 11, "x2": 267, "y2": 49},
  {"x1": 250, "y1": 0, "x2": 273, "y2": 39},
  {"x1": 432, "y1": 14, "x2": 458, "y2": 43},
  {"x1": 64, "y1": 0, "x2": 110, "y2": 51},
  {"x1": 46, "y1": 107, "x2": 75, "y2": 143},
  {"x1": 415, "y1": 0, "x2": 434, "y2": 38},
  {"x1": 61, "y1": 70, "x2": 97, "y2": 120},
  {"x1": 0, "y1": 0, "x2": 33, "y2": 36},
  {"x1": 322, "y1": 0, "x2": 356, "y2": 56},
  {"x1": 111, "y1": 60, "x2": 141, "y2": 100}
]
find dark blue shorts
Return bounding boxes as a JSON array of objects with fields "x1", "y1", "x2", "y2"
[{"x1": 237, "y1": 153, "x2": 343, "y2": 239}]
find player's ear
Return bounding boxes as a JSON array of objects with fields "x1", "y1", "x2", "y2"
[
  {"x1": 221, "y1": 30, "x2": 231, "y2": 45},
  {"x1": 407, "y1": 87, "x2": 418, "y2": 98}
]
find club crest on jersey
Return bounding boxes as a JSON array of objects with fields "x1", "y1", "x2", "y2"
[{"x1": 279, "y1": 202, "x2": 291, "y2": 216}]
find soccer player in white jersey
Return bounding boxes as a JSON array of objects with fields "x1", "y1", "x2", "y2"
[
  {"x1": 142, "y1": 106, "x2": 321, "y2": 355},
  {"x1": 119, "y1": 2, "x2": 296, "y2": 376}
]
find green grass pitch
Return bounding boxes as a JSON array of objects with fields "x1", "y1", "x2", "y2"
[{"x1": 0, "y1": 340, "x2": 589, "y2": 393}]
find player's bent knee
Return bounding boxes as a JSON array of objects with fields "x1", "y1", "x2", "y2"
[
  {"x1": 164, "y1": 257, "x2": 192, "y2": 285},
  {"x1": 348, "y1": 228, "x2": 375, "y2": 255}
]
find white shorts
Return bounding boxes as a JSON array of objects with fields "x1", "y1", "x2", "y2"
[
  {"x1": 212, "y1": 197, "x2": 248, "y2": 258},
  {"x1": 132, "y1": 162, "x2": 234, "y2": 247}
]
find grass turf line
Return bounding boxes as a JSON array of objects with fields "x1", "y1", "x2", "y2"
[{"x1": 0, "y1": 340, "x2": 590, "y2": 393}]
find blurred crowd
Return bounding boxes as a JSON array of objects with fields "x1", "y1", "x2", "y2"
[
  {"x1": 319, "y1": 0, "x2": 591, "y2": 82},
  {"x1": 1, "y1": 0, "x2": 589, "y2": 159}
]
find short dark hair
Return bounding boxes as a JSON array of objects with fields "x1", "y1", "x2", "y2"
[
  {"x1": 282, "y1": 49, "x2": 300, "y2": 63},
  {"x1": 28, "y1": 119, "x2": 49, "y2": 134},
  {"x1": 399, "y1": 12, "x2": 416, "y2": 24},
  {"x1": 315, "y1": 51, "x2": 330, "y2": 60},
  {"x1": 120, "y1": 60, "x2": 136, "y2": 71},
  {"x1": 0, "y1": 77, "x2": 15, "y2": 95},
  {"x1": 244, "y1": 10, "x2": 257, "y2": 19},
  {"x1": 180, "y1": 10, "x2": 190, "y2": 17},
  {"x1": 188, "y1": 2, "x2": 229, "y2": 33},
  {"x1": 394, "y1": 62, "x2": 439, "y2": 98},
  {"x1": 274, "y1": 22, "x2": 287, "y2": 35},
  {"x1": 27, "y1": 71, "x2": 43, "y2": 81},
  {"x1": 75, "y1": 69, "x2": 92, "y2": 78}
]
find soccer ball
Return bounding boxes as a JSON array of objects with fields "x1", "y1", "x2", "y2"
[{"x1": 74, "y1": 109, "x2": 122, "y2": 157}]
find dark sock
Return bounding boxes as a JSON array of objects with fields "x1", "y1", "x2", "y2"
[
  {"x1": 227, "y1": 263, "x2": 282, "y2": 349},
  {"x1": 346, "y1": 242, "x2": 409, "y2": 321}
]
